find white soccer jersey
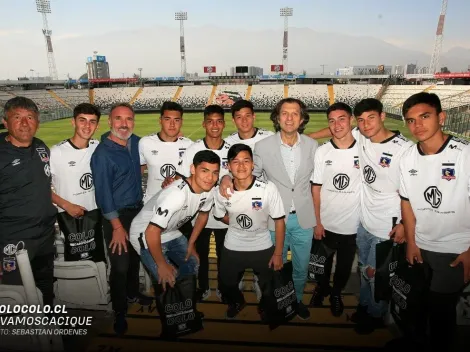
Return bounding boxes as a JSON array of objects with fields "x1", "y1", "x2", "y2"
[
  {"x1": 139, "y1": 133, "x2": 192, "y2": 203},
  {"x1": 352, "y1": 128, "x2": 414, "y2": 239},
  {"x1": 213, "y1": 177, "x2": 285, "y2": 251},
  {"x1": 129, "y1": 179, "x2": 214, "y2": 251},
  {"x1": 224, "y1": 128, "x2": 274, "y2": 151},
  {"x1": 50, "y1": 139, "x2": 99, "y2": 212},
  {"x1": 399, "y1": 136, "x2": 470, "y2": 254},
  {"x1": 176, "y1": 138, "x2": 231, "y2": 229},
  {"x1": 311, "y1": 139, "x2": 361, "y2": 234}
]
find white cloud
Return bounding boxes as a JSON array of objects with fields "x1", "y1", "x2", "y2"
[
  {"x1": 0, "y1": 29, "x2": 27, "y2": 37},
  {"x1": 54, "y1": 33, "x2": 83, "y2": 41}
]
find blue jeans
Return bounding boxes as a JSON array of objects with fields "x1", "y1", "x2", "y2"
[
  {"x1": 270, "y1": 213, "x2": 313, "y2": 303},
  {"x1": 356, "y1": 224, "x2": 388, "y2": 318},
  {"x1": 140, "y1": 235, "x2": 198, "y2": 282}
]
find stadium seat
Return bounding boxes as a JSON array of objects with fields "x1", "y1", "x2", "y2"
[{"x1": 53, "y1": 258, "x2": 111, "y2": 311}]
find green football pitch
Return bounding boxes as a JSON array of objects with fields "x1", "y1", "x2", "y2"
[{"x1": 35, "y1": 112, "x2": 413, "y2": 147}]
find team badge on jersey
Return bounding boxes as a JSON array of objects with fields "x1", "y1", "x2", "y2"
[
  {"x1": 36, "y1": 147, "x2": 49, "y2": 163},
  {"x1": 2, "y1": 257, "x2": 16, "y2": 272},
  {"x1": 222, "y1": 159, "x2": 228, "y2": 169},
  {"x1": 441, "y1": 164, "x2": 456, "y2": 181},
  {"x1": 353, "y1": 156, "x2": 359, "y2": 169},
  {"x1": 179, "y1": 148, "x2": 186, "y2": 158},
  {"x1": 252, "y1": 198, "x2": 262, "y2": 210},
  {"x1": 379, "y1": 153, "x2": 392, "y2": 168}
]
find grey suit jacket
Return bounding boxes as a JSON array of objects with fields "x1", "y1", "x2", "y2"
[{"x1": 253, "y1": 132, "x2": 318, "y2": 231}]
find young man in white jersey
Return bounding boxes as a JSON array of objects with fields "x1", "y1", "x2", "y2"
[
  {"x1": 139, "y1": 101, "x2": 192, "y2": 203},
  {"x1": 309, "y1": 98, "x2": 411, "y2": 334},
  {"x1": 176, "y1": 105, "x2": 231, "y2": 301},
  {"x1": 224, "y1": 100, "x2": 274, "y2": 150},
  {"x1": 310, "y1": 102, "x2": 361, "y2": 317},
  {"x1": 399, "y1": 92, "x2": 470, "y2": 351},
  {"x1": 51, "y1": 103, "x2": 101, "y2": 218},
  {"x1": 129, "y1": 150, "x2": 220, "y2": 292},
  {"x1": 213, "y1": 144, "x2": 285, "y2": 319}
]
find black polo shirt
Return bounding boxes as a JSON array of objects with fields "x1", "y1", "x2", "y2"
[{"x1": 0, "y1": 132, "x2": 57, "y2": 254}]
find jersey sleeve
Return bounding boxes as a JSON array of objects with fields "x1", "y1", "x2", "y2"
[
  {"x1": 200, "y1": 189, "x2": 215, "y2": 212},
  {"x1": 176, "y1": 145, "x2": 194, "y2": 178},
  {"x1": 138, "y1": 139, "x2": 147, "y2": 166},
  {"x1": 312, "y1": 147, "x2": 324, "y2": 185},
  {"x1": 212, "y1": 188, "x2": 227, "y2": 220},
  {"x1": 267, "y1": 182, "x2": 285, "y2": 220},
  {"x1": 398, "y1": 157, "x2": 409, "y2": 201},
  {"x1": 149, "y1": 190, "x2": 185, "y2": 229}
]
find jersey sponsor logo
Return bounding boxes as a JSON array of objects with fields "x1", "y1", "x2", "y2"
[
  {"x1": 156, "y1": 207, "x2": 169, "y2": 217},
  {"x1": 236, "y1": 214, "x2": 253, "y2": 229},
  {"x1": 161, "y1": 164, "x2": 176, "y2": 178},
  {"x1": 325, "y1": 160, "x2": 333, "y2": 166},
  {"x1": 36, "y1": 147, "x2": 49, "y2": 163},
  {"x1": 448, "y1": 145, "x2": 458, "y2": 150},
  {"x1": 424, "y1": 186, "x2": 442, "y2": 209},
  {"x1": 68, "y1": 161, "x2": 76, "y2": 167},
  {"x1": 11, "y1": 159, "x2": 20, "y2": 166},
  {"x1": 177, "y1": 181, "x2": 186, "y2": 190},
  {"x1": 363, "y1": 165, "x2": 376, "y2": 184},
  {"x1": 409, "y1": 169, "x2": 418, "y2": 176},
  {"x1": 353, "y1": 157, "x2": 359, "y2": 169},
  {"x1": 379, "y1": 153, "x2": 392, "y2": 168},
  {"x1": 3, "y1": 242, "x2": 24, "y2": 256},
  {"x1": 252, "y1": 198, "x2": 262, "y2": 210},
  {"x1": 2, "y1": 257, "x2": 16, "y2": 272},
  {"x1": 79, "y1": 173, "x2": 93, "y2": 190},
  {"x1": 178, "y1": 148, "x2": 186, "y2": 158},
  {"x1": 333, "y1": 173, "x2": 350, "y2": 190},
  {"x1": 44, "y1": 164, "x2": 51, "y2": 177},
  {"x1": 442, "y1": 163, "x2": 456, "y2": 181},
  {"x1": 151, "y1": 150, "x2": 158, "y2": 156},
  {"x1": 177, "y1": 216, "x2": 192, "y2": 228},
  {"x1": 224, "y1": 201, "x2": 232, "y2": 207}
]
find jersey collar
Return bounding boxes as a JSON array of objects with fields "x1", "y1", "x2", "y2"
[
  {"x1": 330, "y1": 139, "x2": 356, "y2": 149},
  {"x1": 203, "y1": 138, "x2": 225, "y2": 150},
  {"x1": 238, "y1": 128, "x2": 258, "y2": 140},
  {"x1": 417, "y1": 135, "x2": 452, "y2": 156},
  {"x1": 183, "y1": 178, "x2": 196, "y2": 193},
  {"x1": 67, "y1": 139, "x2": 88, "y2": 149},
  {"x1": 157, "y1": 132, "x2": 178, "y2": 143},
  {"x1": 380, "y1": 130, "x2": 400, "y2": 144},
  {"x1": 233, "y1": 175, "x2": 256, "y2": 191}
]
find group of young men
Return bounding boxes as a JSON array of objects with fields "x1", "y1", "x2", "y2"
[{"x1": 0, "y1": 91, "x2": 469, "y2": 350}]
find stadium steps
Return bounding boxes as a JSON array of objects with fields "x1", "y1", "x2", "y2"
[
  {"x1": 327, "y1": 85, "x2": 335, "y2": 105},
  {"x1": 284, "y1": 84, "x2": 289, "y2": 98},
  {"x1": 207, "y1": 85, "x2": 218, "y2": 105},
  {"x1": 89, "y1": 89, "x2": 95, "y2": 104},
  {"x1": 440, "y1": 88, "x2": 470, "y2": 105},
  {"x1": 48, "y1": 90, "x2": 72, "y2": 110},
  {"x1": 130, "y1": 87, "x2": 144, "y2": 105},
  {"x1": 246, "y1": 84, "x2": 253, "y2": 100},
  {"x1": 172, "y1": 86, "x2": 183, "y2": 102}
]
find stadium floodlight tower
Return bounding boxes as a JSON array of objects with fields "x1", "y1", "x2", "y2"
[
  {"x1": 175, "y1": 11, "x2": 188, "y2": 78},
  {"x1": 280, "y1": 7, "x2": 293, "y2": 75},
  {"x1": 36, "y1": 0, "x2": 58, "y2": 80},
  {"x1": 429, "y1": 0, "x2": 448, "y2": 74}
]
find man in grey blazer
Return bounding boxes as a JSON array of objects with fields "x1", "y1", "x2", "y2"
[{"x1": 220, "y1": 97, "x2": 318, "y2": 320}]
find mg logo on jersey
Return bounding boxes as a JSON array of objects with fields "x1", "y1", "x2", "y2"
[
  {"x1": 333, "y1": 173, "x2": 350, "y2": 190},
  {"x1": 424, "y1": 186, "x2": 442, "y2": 209},
  {"x1": 160, "y1": 164, "x2": 176, "y2": 178},
  {"x1": 80, "y1": 173, "x2": 93, "y2": 190},
  {"x1": 236, "y1": 214, "x2": 253, "y2": 229},
  {"x1": 363, "y1": 165, "x2": 376, "y2": 184}
]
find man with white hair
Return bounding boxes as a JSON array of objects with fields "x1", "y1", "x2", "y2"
[{"x1": 91, "y1": 103, "x2": 151, "y2": 336}]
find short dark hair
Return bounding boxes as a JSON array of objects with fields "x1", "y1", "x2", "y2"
[
  {"x1": 204, "y1": 105, "x2": 225, "y2": 119},
  {"x1": 231, "y1": 100, "x2": 254, "y2": 117},
  {"x1": 193, "y1": 150, "x2": 221, "y2": 168},
  {"x1": 73, "y1": 103, "x2": 101, "y2": 121},
  {"x1": 270, "y1": 98, "x2": 310, "y2": 134},
  {"x1": 160, "y1": 101, "x2": 183, "y2": 117},
  {"x1": 353, "y1": 98, "x2": 383, "y2": 117},
  {"x1": 4, "y1": 96, "x2": 39, "y2": 119},
  {"x1": 402, "y1": 92, "x2": 442, "y2": 117},
  {"x1": 227, "y1": 143, "x2": 253, "y2": 162},
  {"x1": 326, "y1": 102, "x2": 352, "y2": 118},
  {"x1": 109, "y1": 102, "x2": 134, "y2": 117}
]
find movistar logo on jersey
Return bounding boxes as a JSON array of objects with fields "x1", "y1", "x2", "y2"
[{"x1": 156, "y1": 207, "x2": 169, "y2": 217}]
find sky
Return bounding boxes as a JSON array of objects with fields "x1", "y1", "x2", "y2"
[{"x1": 0, "y1": 0, "x2": 469, "y2": 79}]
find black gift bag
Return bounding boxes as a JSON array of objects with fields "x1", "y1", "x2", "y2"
[
  {"x1": 57, "y1": 209, "x2": 105, "y2": 262},
  {"x1": 308, "y1": 239, "x2": 335, "y2": 283},
  {"x1": 375, "y1": 241, "x2": 406, "y2": 302},
  {"x1": 261, "y1": 262, "x2": 298, "y2": 330},
  {"x1": 156, "y1": 274, "x2": 203, "y2": 339},
  {"x1": 390, "y1": 261, "x2": 430, "y2": 336}
]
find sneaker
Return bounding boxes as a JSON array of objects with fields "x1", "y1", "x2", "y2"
[
  {"x1": 215, "y1": 288, "x2": 223, "y2": 302},
  {"x1": 329, "y1": 294, "x2": 344, "y2": 317},
  {"x1": 296, "y1": 302, "x2": 311, "y2": 320},
  {"x1": 354, "y1": 315, "x2": 384, "y2": 335},
  {"x1": 196, "y1": 288, "x2": 211, "y2": 301},
  {"x1": 113, "y1": 312, "x2": 128, "y2": 336},
  {"x1": 226, "y1": 302, "x2": 246, "y2": 320},
  {"x1": 309, "y1": 288, "x2": 324, "y2": 307},
  {"x1": 127, "y1": 292, "x2": 153, "y2": 306},
  {"x1": 349, "y1": 304, "x2": 368, "y2": 324},
  {"x1": 252, "y1": 277, "x2": 262, "y2": 302}
]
